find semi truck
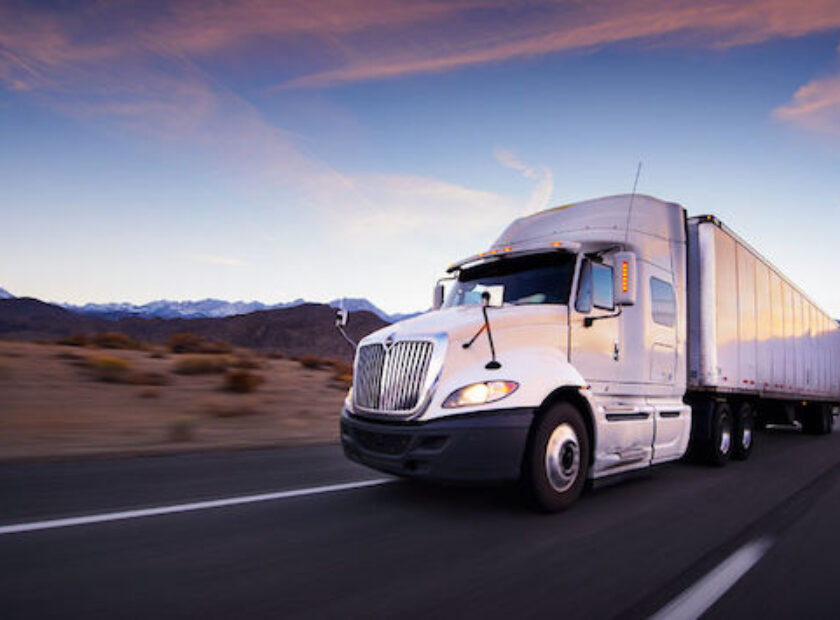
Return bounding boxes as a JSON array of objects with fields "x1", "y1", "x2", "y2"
[{"x1": 338, "y1": 195, "x2": 840, "y2": 511}]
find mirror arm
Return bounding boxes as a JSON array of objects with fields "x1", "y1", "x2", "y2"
[
  {"x1": 583, "y1": 307, "x2": 622, "y2": 328},
  {"x1": 336, "y1": 324, "x2": 358, "y2": 351}
]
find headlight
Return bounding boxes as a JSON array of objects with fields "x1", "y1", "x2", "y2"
[{"x1": 442, "y1": 381, "x2": 519, "y2": 408}]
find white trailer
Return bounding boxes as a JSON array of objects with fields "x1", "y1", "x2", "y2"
[{"x1": 339, "y1": 195, "x2": 840, "y2": 511}]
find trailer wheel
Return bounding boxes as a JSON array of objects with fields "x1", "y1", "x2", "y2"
[
  {"x1": 522, "y1": 402, "x2": 589, "y2": 512},
  {"x1": 803, "y1": 404, "x2": 832, "y2": 435},
  {"x1": 705, "y1": 402, "x2": 732, "y2": 466},
  {"x1": 732, "y1": 402, "x2": 755, "y2": 461}
]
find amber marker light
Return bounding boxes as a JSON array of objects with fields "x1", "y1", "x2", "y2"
[
  {"x1": 551, "y1": 241, "x2": 563, "y2": 247},
  {"x1": 621, "y1": 260, "x2": 629, "y2": 293}
]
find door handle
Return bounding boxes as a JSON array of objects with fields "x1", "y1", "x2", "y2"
[{"x1": 613, "y1": 340, "x2": 620, "y2": 362}]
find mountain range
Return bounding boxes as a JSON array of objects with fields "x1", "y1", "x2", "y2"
[
  {"x1": 0, "y1": 297, "x2": 388, "y2": 362},
  {"x1": 0, "y1": 287, "x2": 418, "y2": 323}
]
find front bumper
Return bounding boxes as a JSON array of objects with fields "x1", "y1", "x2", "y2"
[{"x1": 340, "y1": 407, "x2": 535, "y2": 482}]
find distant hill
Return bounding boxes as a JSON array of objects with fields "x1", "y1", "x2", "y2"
[{"x1": 0, "y1": 298, "x2": 388, "y2": 362}]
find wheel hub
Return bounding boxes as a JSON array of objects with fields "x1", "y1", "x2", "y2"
[{"x1": 545, "y1": 423, "x2": 580, "y2": 493}]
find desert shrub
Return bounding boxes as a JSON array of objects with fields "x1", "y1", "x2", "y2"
[
  {"x1": 56, "y1": 334, "x2": 89, "y2": 347},
  {"x1": 231, "y1": 355, "x2": 262, "y2": 370},
  {"x1": 123, "y1": 371, "x2": 170, "y2": 386},
  {"x1": 299, "y1": 354, "x2": 325, "y2": 370},
  {"x1": 92, "y1": 332, "x2": 141, "y2": 350},
  {"x1": 138, "y1": 387, "x2": 161, "y2": 398},
  {"x1": 172, "y1": 355, "x2": 231, "y2": 375},
  {"x1": 223, "y1": 370, "x2": 265, "y2": 394},
  {"x1": 167, "y1": 416, "x2": 197, "y2": 442},
  {"x1": 55, "y1": 351, "x2": 84, "y2": 361},
  {"x1": 148, "y1": 347, "x2": 168, "y2": 359},
  {"x1": 168, "y1": 333, "x2": 232, "y2": 354},
  {"x1": 330, "y1": 361, "x2": 353, "y2": 389},
  {"x1": 85, "y1": 355, "x2": 132, "y2": 382},
  {"x1": 267, "y1": 351, "x2": 285, "y2": 360}
]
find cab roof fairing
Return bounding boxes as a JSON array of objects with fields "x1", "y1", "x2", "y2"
[{"x1": 446, "y1": 240, "x2": 581, "y2": 274}]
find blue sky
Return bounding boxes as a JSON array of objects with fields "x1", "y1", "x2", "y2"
[{"x1": 1, "y1": 1, "x2": 839, "y2": 315}]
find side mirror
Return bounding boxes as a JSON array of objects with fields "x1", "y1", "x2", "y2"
[
  {"x1": 433, "y1": 276, "x2": 456, "y2": 310},
  {"x1": 482, "y1": 286, "x2": 504, "y2": 308},
  {"x1": 335, "y1": 309, "x2": 349, "y2": 327},
  {"x1": 433, "y1": 284, "x2": 445, "y2": 310},
  {"x1": 614, "y1": 251, "x2": 637, "y2": 306}
]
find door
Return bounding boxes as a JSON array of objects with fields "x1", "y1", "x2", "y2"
[{"x1": 571, "y1": 255, "x2": 654, "y2": 472}]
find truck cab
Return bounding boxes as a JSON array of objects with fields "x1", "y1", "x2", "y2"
[{"x1": 340, "y1": 195, "x2": 693, "y2": 511}]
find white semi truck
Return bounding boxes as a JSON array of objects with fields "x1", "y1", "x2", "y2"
[{"x1": 339, "y1": 195, "x2": 840, "y2": 511}]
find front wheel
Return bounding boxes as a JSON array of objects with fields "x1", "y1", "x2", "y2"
[{"x1": 522, "y1": 403, "x2": 589, "y2": 512}]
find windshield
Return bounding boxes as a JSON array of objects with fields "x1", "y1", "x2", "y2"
[{"x1": 444, "y1": 252, "x2": 576, "y2": 308}]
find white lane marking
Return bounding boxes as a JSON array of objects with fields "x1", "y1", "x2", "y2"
[
  {"x1": 0, "y1": 478, "x2": 393, "y2": 536},
  {"x1": 650, "y1": 537, "x2": 774, "y2": 620}
]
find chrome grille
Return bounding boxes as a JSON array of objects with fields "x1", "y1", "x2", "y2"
[{"x1": 354, "y1": 341, "x2": 434, "y2": 413}]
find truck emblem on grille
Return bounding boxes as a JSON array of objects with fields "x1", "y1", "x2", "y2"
[{"x1": 383, "y1": 333, "x2": 396, "y2": 351}]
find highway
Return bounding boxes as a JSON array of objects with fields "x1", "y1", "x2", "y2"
[{"x1": 2, "y1": 428, "x2": 840, "y2": 619}]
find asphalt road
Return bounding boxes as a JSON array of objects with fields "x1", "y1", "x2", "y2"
[{"x1": 2, "y1": 428, "x2": 840, "y2": 619}]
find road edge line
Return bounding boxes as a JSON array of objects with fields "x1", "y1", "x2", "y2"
[{"x1": 0, "y1": 478, "x2": 393, "y2": 536}]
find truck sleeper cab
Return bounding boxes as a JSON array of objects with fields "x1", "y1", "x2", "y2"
[{"x1": 340, "y1": 195, "x2": 840, "y2": 511}]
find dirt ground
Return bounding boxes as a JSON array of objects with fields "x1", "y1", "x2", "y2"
[{"x1": 0, "y1": 341, "x2": 348, "y2": 461}]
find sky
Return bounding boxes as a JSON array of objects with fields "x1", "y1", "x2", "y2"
[{"x1": 1, "y1": 0, "x2": 840, "y2": 316}]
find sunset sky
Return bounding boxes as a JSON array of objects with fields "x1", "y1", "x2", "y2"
[{"x1": 2, "y1": 0, "x2": 840, "y2": 315}]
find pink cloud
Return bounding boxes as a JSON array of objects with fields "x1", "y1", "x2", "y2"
[{"x1": 775, "y1": 71, "x2": 840, "y2": 134}]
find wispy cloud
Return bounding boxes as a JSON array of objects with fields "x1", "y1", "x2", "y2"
[
  {"x1": 271, "y1": 0, "x2": 840, "y2": 89},
  {"x1": 191, "y1": 254, "x2": 250, "y2": 267},
  {"x1": 493, "y1": 147, "x2": 554, "y2": 215},
  {"x1": 774, "y1": 44, "x2": 840, "y2": 135}
]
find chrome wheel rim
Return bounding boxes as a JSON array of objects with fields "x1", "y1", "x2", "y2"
[
  {"x1": 742, "y1": 425, "x2": 752, "y2": 450},
  {"x1": 720, "y1": 416, "x2": 731, "y2": 455},
  {"x1": 545, "y1": 423, "x2": 580, "y2": 493}
]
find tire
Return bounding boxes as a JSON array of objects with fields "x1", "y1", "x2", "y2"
[
  {"x1": 803, "y1": 404, "x2": 832, "y2": 435},
  {"x1": 732, "y1": 401, "x2": 755, "y2": 461},
  {"x1": 704, "y1": 401, "x2": 732, "y2": 466},
  {"x1": 522, "y1": 402, "x2": 589, "y2": 512}
]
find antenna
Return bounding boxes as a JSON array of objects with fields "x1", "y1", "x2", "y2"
[{"x1": 624, "y1": 161, "x2": 642, "y2": 244}]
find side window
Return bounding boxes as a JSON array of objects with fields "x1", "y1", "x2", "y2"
[
  {"x1": 575, "y1": 259, "x2": 592, "y2": 313},
  {"x1": 592, "y1": 263, "x2": 615, "y2": 310},
  {"x1": 651, "y1": 277, "x2": 676, "y2": 327}
]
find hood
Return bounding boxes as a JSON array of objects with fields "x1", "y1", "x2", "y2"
[{"x1": 360, "y1": 304, "x2": 567, "y2": 346}]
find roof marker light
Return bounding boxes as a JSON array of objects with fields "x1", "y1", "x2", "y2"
[
  {"x1": 503, "y1": 247, "x2": 512, "y2": 252},
  {"x1": 551, "y1": 241, "x2": 563, "y2": 247}
]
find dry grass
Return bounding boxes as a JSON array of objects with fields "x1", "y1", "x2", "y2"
[
  {"x1": 138, "y1": 387, "x2": 161, "y2": 399},
  {"x1": 298, "y1": 354, "x2": 325, "y2": 369},
  {"x1": 200, "y1": 397, "x2": 261, "y2": 418},
  {"x1": 223, "y1": 370, "x2": 265, "y2": 394},
  {"x1": 0, "y1": 341, "x2": 347, "y2": 460},
  {"x1": 55, "y1": 334, "x2": 90, "y2": 347},
  {"x1": 172, "y1": 355, "x2": 231, "y2": 375},
  {"x1": 85, "y1": 355, "x2": 132, "y2": 382},
  {"x1": 57, "y1": 332, "x2": 143, "y2": 350},
  {"x1": 169, "y1": 333, "x2": 232, "y2": 354},
  {"x1": 167, "y1": 415, "x2": 198, "y2": 442}
]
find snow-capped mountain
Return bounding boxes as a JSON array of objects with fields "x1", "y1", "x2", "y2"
[
  {"x1": 60, "y1": 296, "x2": 420, "y2": 322},
  {"x1": 64, "y1": 298, "x2": 306, "y2": 320},
  {"x1": 0, "y1": 287, "x2": 14, "y2": 299}
]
